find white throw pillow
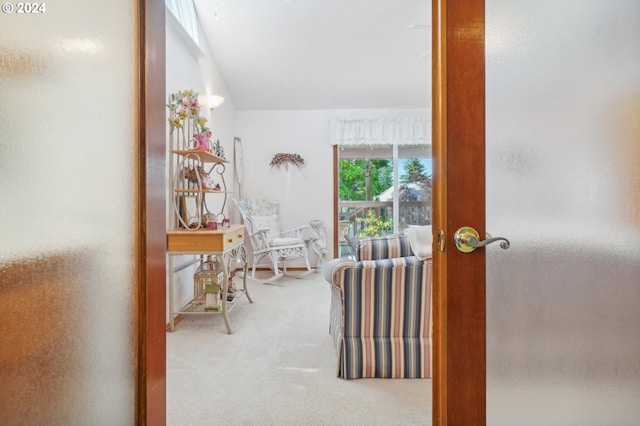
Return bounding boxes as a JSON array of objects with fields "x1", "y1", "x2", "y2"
[
  {"x1": 251, "y1": 215, "x2": 281, "y2": 239},
  {"x1": 404, "y1": 225, "x2": 433, "y2": 260}
]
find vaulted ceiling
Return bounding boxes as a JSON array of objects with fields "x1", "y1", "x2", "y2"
[{"x1": 193, "y1": 0, "x2": 431, "y2": 110}]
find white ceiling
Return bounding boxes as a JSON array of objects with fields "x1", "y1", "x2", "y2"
[{"x1": 193, "y1": 0, "x2": 431, "y2": 110}]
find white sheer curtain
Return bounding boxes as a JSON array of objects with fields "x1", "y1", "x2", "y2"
[{"x1": 329, "y1": 118, "x2": 430, "y2": 146}]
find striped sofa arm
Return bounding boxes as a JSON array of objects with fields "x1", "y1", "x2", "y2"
[
  {"x1": 323, "y1": 257, "x2": 356, "y2": 288},
  {"x1": 356, "y1": 234, "x2": 413, "y2": 261},
  {"x1": 332, "y1": 256, "x2": 432, "y2": 379},
  {"x1": 325, "y1": 257, "x2": 357, "y2": 350}
]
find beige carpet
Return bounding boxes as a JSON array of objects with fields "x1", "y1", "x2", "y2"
[{"x1": 167, "y1": 271, "x2": 432, "y2": 425}]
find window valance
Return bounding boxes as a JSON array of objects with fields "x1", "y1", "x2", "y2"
[{"x1": 329, "y1": 118, "x2": 430, "y2": 146}]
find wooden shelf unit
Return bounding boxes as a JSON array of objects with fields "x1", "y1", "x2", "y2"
[{"x1": 167, "y1": 93, "x2": 252, "y2": 334}]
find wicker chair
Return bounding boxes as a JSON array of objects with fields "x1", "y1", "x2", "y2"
[{"x1": 233, "y1": 198, "x2": 313, "y2": 283}]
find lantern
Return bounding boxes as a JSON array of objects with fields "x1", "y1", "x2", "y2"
[{"x1": 193, "y1": 256, "x2": 224, "y2": 311}]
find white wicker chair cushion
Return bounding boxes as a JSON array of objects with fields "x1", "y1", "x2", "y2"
[
  {"x1": 251, "y1": 214, "x2": 280, "y2": 239},
  {"x1": 247, "y1": 198, "x2": 276, "y2": 216},
  {"x1": 269, "y1": 237, "x2": 304, "y2": 247}
]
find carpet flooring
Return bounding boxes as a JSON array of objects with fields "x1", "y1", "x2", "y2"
[{"x1": 167, "y1": 271, "x2": 431, "y2": 425}]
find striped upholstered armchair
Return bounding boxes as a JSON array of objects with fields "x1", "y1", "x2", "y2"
[{"x1": 324, "y1": 231, "x2": 432, "y2": 379}]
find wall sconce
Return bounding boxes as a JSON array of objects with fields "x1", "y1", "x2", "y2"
[{"x1": 208, "y1": 95, "x2": 225, "y2": 110}]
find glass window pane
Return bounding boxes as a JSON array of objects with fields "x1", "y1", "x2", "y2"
[
  {"x1": 337, "y1": 144, "x2": 431, "y2": 252},
  {"x1": 338, "y1": 146, "x2": 393, "y2": 243},
  {"x1": 166, "y1": 0, "x2": 199, "y2": 45},
  {"x1": 398, "y1": 145, "x2": 432, "y2": 232}
]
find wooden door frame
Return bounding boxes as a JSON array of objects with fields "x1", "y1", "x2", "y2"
[
  {"x1": 138, "y1": 0, "x2": 488, "y2": 423},
  {"x1": 138, "y1": 0, "x2": 166, "y2": 424},
  {"x1": 432, "y1": 0, "x2": 486, "y2": 425}
]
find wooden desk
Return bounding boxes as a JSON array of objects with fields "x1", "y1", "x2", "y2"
[{"x1": 167, "y1": 225, "x2": 252, "y2": 333}]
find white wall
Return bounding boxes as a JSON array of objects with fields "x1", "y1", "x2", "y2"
[
  {"x1": 166, "y1": 11, "x2": 237, "y2": 319},
  {"x1": 235, "y1": 108, "x2": 429, "y2": 265}
]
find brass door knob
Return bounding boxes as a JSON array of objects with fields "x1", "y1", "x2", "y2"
[{"x1": 454, "y1": 227, "x2": 510, "y2": 253}]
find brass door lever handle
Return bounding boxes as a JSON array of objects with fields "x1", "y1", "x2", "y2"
[{"x1": 454, "y1": 227, "x2": 510, "y2": 253}]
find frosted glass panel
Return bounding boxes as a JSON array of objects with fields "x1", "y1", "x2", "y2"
[
  {"x1": 0, "y1": 1, "x2": 137, "y2": 424},
  {"x1": 486, "y1": 1, "x2": 640, "y2": 425}
]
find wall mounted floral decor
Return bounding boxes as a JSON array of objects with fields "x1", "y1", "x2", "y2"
[{"x1": 270, "y1": 153, "x2": 305, "y2": 170}]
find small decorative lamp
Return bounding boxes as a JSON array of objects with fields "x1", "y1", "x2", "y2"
[
  {"x1": 208, "y1": 94, "x2": 225, "y2": 110},
  {"x1": 193, "y1": 256, "x2": 224, "y2": 311}
]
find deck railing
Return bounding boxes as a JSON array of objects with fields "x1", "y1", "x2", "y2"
[{"x1": 338, "y1": 200, "x2": 431, "y2": 238}]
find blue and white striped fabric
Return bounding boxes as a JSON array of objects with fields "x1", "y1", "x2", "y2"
[
  {"x1": 326, "y1": 235, "x2": 432, "y2": 379},
  {"x1": 356, "y1": 234, "x2": 413, "y2": 261}
]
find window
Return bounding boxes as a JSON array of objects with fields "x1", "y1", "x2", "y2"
[
  {"x1": 336, "y1": 144, "x2": 432, "y2": 255},
  {"x1": 166, "y1": 0, "x2": 199, "y2": 46},
  {"x1": 330, "y1": 118, "x2": 431, "y2": 257}
]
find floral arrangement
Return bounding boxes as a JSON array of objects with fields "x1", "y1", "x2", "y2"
[
  {"x1": 183, "y1": 165, "x2": 206, "y2": 184},
  {"x1": 167, "y1": 89, "x2": 212, "y2": 151},
  {"x1": 269, "y1": 153, "x2": 305, "y2": 169},
  {"x1": 183, "y1": 165, "x2": 220, "y2": 190}
]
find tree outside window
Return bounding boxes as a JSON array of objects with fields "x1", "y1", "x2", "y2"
[{"x1": 338, "y1": 154, "x2": 431, "y2": 238}]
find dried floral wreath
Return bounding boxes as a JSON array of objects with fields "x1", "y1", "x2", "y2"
[{"x1": 269, "y1": 153, "x2": 305, "y2": 169}]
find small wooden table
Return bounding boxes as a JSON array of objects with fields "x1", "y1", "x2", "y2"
[{"x1": 167, "y1": 225, "x2": 253, "y2": 333}]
